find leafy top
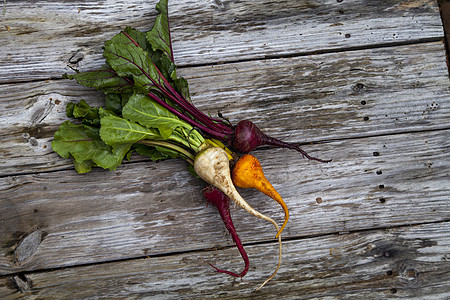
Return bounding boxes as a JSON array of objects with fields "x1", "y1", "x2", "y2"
[{"x1": 53, "y1": 0, "x2": 207, "y2": 173}]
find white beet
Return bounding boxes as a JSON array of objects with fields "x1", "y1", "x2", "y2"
[{"x1": 194, "y1": 147, "x2": 278, "y2": 228}]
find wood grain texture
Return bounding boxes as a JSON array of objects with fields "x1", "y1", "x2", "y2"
[
  {"x1": 1, "y1": 42, "x2": 449, "y2": 176},
  {"x1": 0, "y1": 0, "x2": 443, "y2": 82},
  {"x1": 1, "y1": 130, "x2": 448, "y2": 275},
  {"x1": 1, "y1": 0, "x2": 449, "y2": 298},
  {"x1": 1, "y1": 222, "x2": 449, "y2": 299}
]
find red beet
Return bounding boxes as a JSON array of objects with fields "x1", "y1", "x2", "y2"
[
  {"x1": 232, "y1": 120, "x2": 331, "y2": 163},
  {"x1": 203, "y1": 185, "x2": 249, "y2": 278}
]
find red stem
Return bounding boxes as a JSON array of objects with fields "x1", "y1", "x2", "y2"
[
  {"x1": 121, "y1": 30, "x2": 233, "y2": 138},
  {"x1": 162, "y1": 79, "x2": 232, "y2": 134},
  {"x1": 145, "y1": 92, "x2": 229, "y2": 140}
]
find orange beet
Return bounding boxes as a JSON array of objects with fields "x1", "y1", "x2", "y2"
[{"x1": 232, "y1": 154, "x2": 289, "y2": 239}]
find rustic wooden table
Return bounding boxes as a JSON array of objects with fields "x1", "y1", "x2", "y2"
[{"x1": 1, "y1": 0, "x2": 449, "y2": 299}]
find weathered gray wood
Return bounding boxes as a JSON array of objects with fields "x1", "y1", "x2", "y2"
[
  {"x1": 1, "y1": 129, "x2": 448, "y2": 275},
  {"x1": 0, "y1": 0, "x2": 443, "y2": 82},
  {"x1": 1, "y1": 42, "x2": 449, "y2": 175},
  {"x1": 1, "y1": 0, "x2": 449, "y2": 297},
  {"x1": 1, "y1": 222, "x2": 449, "y2": 299}
]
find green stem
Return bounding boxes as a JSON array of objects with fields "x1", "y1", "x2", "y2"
[
  {"x1": 169, "y1": 127, "x2": 204, "y2": 153},
  {"x1": 192, "y1": 129, "x2": 206, "y2": 148},
  {"x1": 137, "y1": 140, "x2": 195, "y2": 164}
]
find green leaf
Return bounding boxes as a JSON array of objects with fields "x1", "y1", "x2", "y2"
[
  {"x1": 51, "y1": 121, "x2": 131, "y2": 173},
  {"x1": 134, "y1": 144, "x2": 176, "y2": 161},
  {"x1": 105, "y1": 94, "x2": 123, "y2": 115},
  {"x1": 99, "y1": 110, "x2": 194, "y2": 162},
  {"x1": 66, "y1": 99, "x2": 98, "y2": 119},
  {"x1": 122, "y1": 93, "x2": 191, "y2": 139},
  {"x1": 98, "y1": 107, "x2": 115, "y2": 118},
  {"x1": 121, "y1": 93, "x2": 132, "y2": 108},
  {"x1": 150, "y1": 50, "x2": 176, "y2": 82},
  {"x1": 154, "y1": 145, "x2": 181, "y2": 159},
  {"x1": 66, "y1": 99, "x2": 100, "y2": 126},
  {"x1": 99, "y1": 115, "x2": 162, "y2": 145},
  {"x1": 72, "y1": 158, "x2": 95, "y2": 174},
  {"x1": 63, "y1": 65, "x2": 134, "y2": 94},
  {"x1": 146, "y1": 0, "x2": 173, "y2": 62},
  {"x1": 144, "y1": 0, "x2": 191, "y2": 101},
  {"x1": 103, "y1": 37, "x2": 163, "y2": 93},
  {"x1": 111, "y1": 27, "x2": 149, "y2": 51},
  {"x1": 172, "y1": 75, "x2": 191, "y2": 102}
]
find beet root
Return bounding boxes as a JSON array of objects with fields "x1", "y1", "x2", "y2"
[
  {"x1": 203, "y1": 185, "x2": 249, "y2": 278},
  {"x1": 232, "y1": 120, "x2": 331, "y2": 163}
]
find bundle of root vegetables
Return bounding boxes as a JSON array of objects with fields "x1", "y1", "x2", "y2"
[{"x1": 52, "y1": 0, "x2": 329, "y2": 290}]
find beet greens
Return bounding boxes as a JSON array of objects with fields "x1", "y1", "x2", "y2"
[{"x1": 64, "y1": 0, "x2": 329, "y2": 163}]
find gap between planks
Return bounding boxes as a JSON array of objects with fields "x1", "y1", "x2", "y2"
[
  {"x1": 0, "y1": 37, "x2": 443, "y2": 86},
  {"x1": 1, "y1": 221, "x2": 449, "y2": 299},
  {"x1": 0, "y1": 218, "x2": 448, "y2": 281}
]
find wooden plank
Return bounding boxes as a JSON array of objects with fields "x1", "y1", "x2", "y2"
[
  {"x1": 171, "y1": 0, "x2": 444, "y2": 64},
  {"x1": 1, "y1": 42, "x2": 449, "y2": 175},
  {"x1": 0, "y1": 0, "x2": 443, "y2": 83},
  {"x1": 1, "y1": 129, "x2": 448, "y2": 275},
  {"x1": 1, "y1": 222, "x2": 449, "y2": 299}
]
